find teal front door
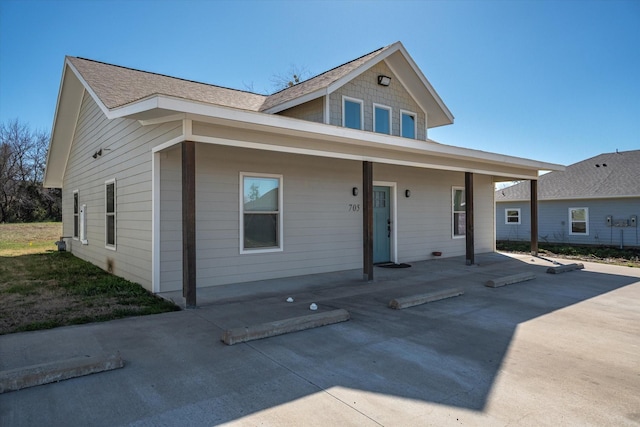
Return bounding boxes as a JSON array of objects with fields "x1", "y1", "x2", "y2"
[{"x1": 373, "y1": 186, "x2": 391, "y2": 264}]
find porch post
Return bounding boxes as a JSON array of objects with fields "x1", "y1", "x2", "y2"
[
  {"x1": 465, "y1": 172, "x2": 475, "y2": 265},
  {"x1": 182, "y1": 141, "x2": 197, "y2": 308},
  {"x1": 363, "y1": 161, "x2": 374, "y2": 281},
  {"x1": 530, "y1": 179, "x2": 538, "y2": 256}
]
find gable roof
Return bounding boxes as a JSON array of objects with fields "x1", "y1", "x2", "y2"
[{"x1": 496, "y1": 150, "x2": 640, "y2": 201}]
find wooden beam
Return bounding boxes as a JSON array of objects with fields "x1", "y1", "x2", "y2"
[
  {"x1": 465, "y1": 172, "x2": 474, "y2": 265},
  {"x1": 182, "y1": 141, "x2": 197, "y2": 308},
  {"x1": 530, "y1": 179, "x2": 538, "y2": 256},
  {"x1": 363, "y1": 161, "x2": 374, "y2": 281}
]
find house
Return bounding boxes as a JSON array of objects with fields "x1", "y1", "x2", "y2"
[
  {"x1": 44, "y1": 41, "x2": 562, "y2": 305},
  {"x1": 496, "y1": 150, "x2": 640, "y2": 248}
]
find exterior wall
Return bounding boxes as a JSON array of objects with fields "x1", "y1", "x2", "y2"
[
  {"x1": 329, "y1": 61, "x2": 427, "y2": 140},
  {"x1": 159, "y1": 143, "x2": 495, "y2": 291},
  {"x1": 496, "y1": 198, "x2": 640, "y2": 247},
  {"x1": 277, "y1": 97, "x2": 324, "y2": 123},
  {"x1": 62, "y1": 92, "x2": 182, "y2": 290}
]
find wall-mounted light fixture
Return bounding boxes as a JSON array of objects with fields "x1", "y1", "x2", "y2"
[
  {"x1": 377, "y1": 75, "x2": 391, "y2": 86},
  {"x1": 405, "y1": 189, "x2": 411, "y2": 198},
  {"x1": 92, "y1": 149, "x2": 102, "y2": 159},
  {"x1": 352, "y1": 187, "x2": 359, "y2": 196}
]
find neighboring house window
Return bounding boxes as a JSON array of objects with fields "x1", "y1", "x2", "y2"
[
  {"x1": 73, "y1": 190, "x2": 79, "y2": 239},
  {"x1": 401, "y1": 110, "x2": 416, "y2": 139},
  {"x1": 569, "y1": 207, "x2": 588, "y2": 235},
  {"x1": 240, "y1": 173, "x2": 283, "y2": 253},
  {"x1": 105, "y1": 179, "x2": 116, "y2": 249},
  {"x1": 452, "y1": 187, "x2": 466, "y2": 238},
  {"x1": 373, "y1": 104, "x2": 391, "y2": 135},
  {"x1": 505, "y1": 208, "x2": 521, "y2": 224},
  {"x1": 343, "y1": 96, "x2": 363, "y2": 130}
]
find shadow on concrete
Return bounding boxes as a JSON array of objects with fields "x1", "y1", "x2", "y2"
[{"x1": 1, "y1": 253, "x2": 638, "y2": 425}]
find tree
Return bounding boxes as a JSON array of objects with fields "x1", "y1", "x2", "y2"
[
  {"x1": 269, "y1": 64, "x2": 312, "y2": 92},
  {"x1": 0, "y1": 119, "x2": 61, "y2": 222}
]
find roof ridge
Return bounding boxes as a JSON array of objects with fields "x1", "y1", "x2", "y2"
[{"x1": 71, "y1": 56, "x2": 267, "y2": 98}]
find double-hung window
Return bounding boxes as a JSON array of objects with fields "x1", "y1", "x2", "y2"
[
  {"x1": 373, "y1": 104, "x2": 391, "y2": 135},
  {"x1": 105, "y1": 179, "x2": 116, "y2": 249},
  {"x1": 73, "y1": 190, "x2": 79, "y2": 239},
  {"x1": 400, "y1": 110, "x2": 417, "y2": 139},
  {"x1": 240, "y1": 173, "x2": 283, "y2": 253},
  {"x1": 505, "y1": 208, "x2": 521, "y2": 224},
  {"x1": 343, "y1": 96, "x2": 363, "y2": 130},
  {"x1": 452, "y1": 187, "x2": 466, "y2": 238},
  {"x1": 569, "y1": 207, "x2": 588, "y2": 235}
]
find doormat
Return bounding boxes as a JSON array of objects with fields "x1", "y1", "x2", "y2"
[{"x1": 376, "y1": 263, "x2": 412, "y2": 268}]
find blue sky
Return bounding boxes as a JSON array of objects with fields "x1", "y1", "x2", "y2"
[{"x1": 1, "y1": 0, "x2": 638, "y2": 167}]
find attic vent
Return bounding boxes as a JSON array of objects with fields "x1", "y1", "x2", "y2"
[{"x1": 595, "y1": 163, "x2": 608, "y2": 168}]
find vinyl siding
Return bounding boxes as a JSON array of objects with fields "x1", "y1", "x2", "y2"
[
  {"x1": 159, "y1": 144, "x2": 495, "y2": 291},
  {"x1": 62, "y1": 92, "x2": 182, "y2": 290},
  {"x1": 277, "y1": 97, "x2": 324, "y2": 123},
  {"x1": 329, "y1": 61, "x2": 427, "y2": 140},
  {"x1": 496, "y1": 198, "x2": 640, "y2": 247}
]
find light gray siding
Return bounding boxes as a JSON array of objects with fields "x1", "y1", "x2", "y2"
[
  {"x1": 496, "y1": 198, "x2": 640, "y2": 247},
  {"x1": 329, "y1": 61, "x2": 427, "y2": 140},
  {"x1": 277, "y1": 97, "x2": 324, "y2": 123},
  {"x1": 62, "y1": 92, "x2": 182, "y2": 290},
  {"x1": 159, "y1": 143, "x2": 494, "y2": 291}
]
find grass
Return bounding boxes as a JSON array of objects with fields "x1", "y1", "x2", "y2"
[
  {"x1": 497, "y1": 240, "x2": 640, "y2": 268},
  {"x1": 0, "y1": 222, "x2": 179, "y2": 335}
]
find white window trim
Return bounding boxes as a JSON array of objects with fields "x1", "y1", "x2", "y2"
[
  {"x1": 73, "y1": 190, "x2": 79, "y2": 240},
  {"x1": 452, "y1": 186, "x2": 466, "y2": 239},
  {"x1": 373, "y1": 103, "x2": 392, "y2": 135},
  {"x1": 569, "y1": 207, "x2": 589, "y2": 235},
  {"x1": 400, "y1": 109, "x2": 417, "y2": 139},
  {"x1": 105, "y1": 178, "x2": 116, "y2": 250},
  {"x1": 505, "y1": 208, "x2": 521, "y2": 225},
  {"x1": 342, "y1": 96, "x2": 364, "y2": 130},
  {"x1": 239, "y1": 172, "x2": 284, "y2": 254}
]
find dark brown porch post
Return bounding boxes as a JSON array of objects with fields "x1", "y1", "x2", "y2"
[
  {"x1": 465, "y1": 172, "x2": 475, "y2": 265},
  {"x1": 182, "y1": 141, "x2": 197, "y2": 308},
  {"x1": 530, "y1": 179, "x2": 538, "y2": 256},
  {"x1": 363, "y1": 161, "x2": 374, "y2": 281}
]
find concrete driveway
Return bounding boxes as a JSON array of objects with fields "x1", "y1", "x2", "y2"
[{"x1": 1, "y1": 252, "x2": 639, "y2": 426}]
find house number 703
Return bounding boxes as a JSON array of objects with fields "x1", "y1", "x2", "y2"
[{"x1": 349, "y1": 204, "x2": 361, "y2": 212}]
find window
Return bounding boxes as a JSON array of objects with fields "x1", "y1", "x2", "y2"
[
  {"x1": 452, "y1": 187, "x2": 465, "y2": 238},
  {"x1": 105, "y1": 179, "x2": 116, "y2": 249},
  {"x1": 73, "y1": 190, "x2": 79, "y2": 239},
  {"x1": 569, "y1": 207, "x2": 588, "y2": 235},
  {"x1": 343, "y1": 96, "x2": 363, "y2": 130},
  {"x1": 373, "y1": 104, "x2": 391, "y2": 135},
  {"x1": 505, "y1": 208, "x2": 521, "y2": 224},
  {"x1": 240, "y1": 173, "x2": 283, "y2": 253},
  {"x1": 401, "y1": 110, "x2": 416, "y2": 139}
]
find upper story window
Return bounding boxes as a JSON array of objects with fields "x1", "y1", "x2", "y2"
[
  {"x1": 569, "y1": 207, "x2": 588, "y2": 235},
  {"x1": 401, "y1": 110, "x2": 417, "y2": 139},
  {"x1": 452, "y1": 187, "x2": 465, "y2": 238},
  {"x1": 373, "y1": 104, "x2": 391, "y2": 135},
  {"x1": 105, "y1": 179, "x2": 116, "y2": 249},
  {"x1": 505, "y1": 208, "x2": 521, "y2": 224},
  {"x1": 343, "y1": 96, "x2": 363, "y2": 130},
  {"x1": 240, "y1": 173, "x2": 283, "y2": 253}
]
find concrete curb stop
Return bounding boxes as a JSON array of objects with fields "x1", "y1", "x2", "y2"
[
  {"x1": 485, "y1": 272, "x2": 536, "y2": 288},
  {"x1": 388, "y1": 288, "x2": 464, "y2": 310},
  {"x1": 0, "y1": 352, "x2": 124, "y2": 394},
  {"x1": 221, "y1": 308, "x2": 351, "y2": 345},
  {"x1": 546, "y1": 263, "x2": 585, "y2": 274}
]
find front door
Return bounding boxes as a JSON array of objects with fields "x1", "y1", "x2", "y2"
[{"x1": 373, "y1": 186, "x2": 391, "y2": 263}]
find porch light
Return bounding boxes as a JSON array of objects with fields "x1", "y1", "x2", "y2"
[
  {"x1": 352, "y1": 187, "x2": 359, "y2": 196},
  {"x1": 405, "y1": 189, "x2": 411, "y2": 198},
  {"x1": 377, "y1": 75, "x2": 391, "y2": 86}
]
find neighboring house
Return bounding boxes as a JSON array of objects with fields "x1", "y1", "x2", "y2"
[
  {"x1": 44, "y1": 41, "x2": 561, "y2": 303},
  {"x1": 496, "y1": 150, "x2": 640, "y2": 248}
]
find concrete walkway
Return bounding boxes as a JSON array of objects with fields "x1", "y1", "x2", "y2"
[{"x1": 1, "y1": 252, "x2": 639, "y2": 426}]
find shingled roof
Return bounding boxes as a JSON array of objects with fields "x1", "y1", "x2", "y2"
[{"x1": 496, "y1": 150, "x2": 640, "y2": 201}]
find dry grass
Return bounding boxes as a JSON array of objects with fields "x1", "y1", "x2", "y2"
[{"x1": 0, "y1": 222, "x2": 178, "y2": 335}]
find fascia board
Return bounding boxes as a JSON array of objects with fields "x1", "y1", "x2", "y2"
[
  {"x1": 113, "y1": 95, "x2": 563, "y2": 174},
  {"x1": 43, "y1": 60, "x2": 71, "y2": 188},
  {"x1": 65, "y1": 58, "x2": 112, "y2": 118}
]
